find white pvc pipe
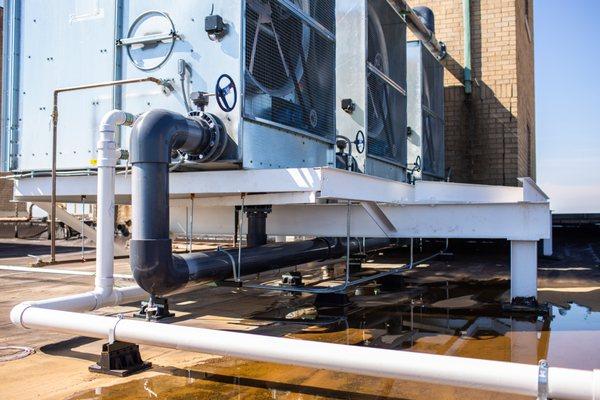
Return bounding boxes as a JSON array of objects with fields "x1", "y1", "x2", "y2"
[
  {"x1": 11, "y1": 307, "x2": 600, "y2": 400},
  {"x1": 95, "y1": 110, "x2": 135, "y2": 297},
  {"x1": 11, "y1": 285, "x2": 146, "y2": 315}
]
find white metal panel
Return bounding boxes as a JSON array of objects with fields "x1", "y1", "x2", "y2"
[
  {"x1": 335, "y1": 0, "x2": 367, "y2": 171},
  {"x1": 13, "y1": 168, "x2": 325, "y2": 202},
  {"x1": 518, "y1": 177, "x2": 550, "y2": 202},
  {"x1": 120, "y1": 1, "x2": 244, "y2": 154},
  {"x1": 16, "y1": 0, "x2": 116, "y2": 171}
]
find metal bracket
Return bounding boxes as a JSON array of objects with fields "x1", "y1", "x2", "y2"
[
  {"x1": 108, "y1": 314, "x2": 124, "y2": 345},
  {"x1": 537, "y1": 359, "x2": 549, "y2": 400},
  {"x1": 361, "y1": 201, "x2": 397, "y2": 236}
]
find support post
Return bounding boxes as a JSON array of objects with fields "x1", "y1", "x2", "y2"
[
  {"x1": 510, "y1": 240, "x2": 538, "y2": 302},
  {"x1": 245, "y1": 205, "x2": 271, "y2": 248},
  {"x1": 543, "y1": 211, "x2": 553, "y2": 257}
]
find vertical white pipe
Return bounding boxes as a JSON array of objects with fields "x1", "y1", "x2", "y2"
[{"x1": 95, "y1": 110, "x2": 134, "y2": 296}]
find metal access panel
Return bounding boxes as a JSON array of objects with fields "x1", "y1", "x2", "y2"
[
  {"x1": 2, "y1": 0, "x2": 117, "y2": 171},
  {"x1": 407, "y1": 40, "x2": 445, "y2": 180},
  {"x1": 2, "y1": 0, "x2": 337, "y2": 173},
  {"x1": 335, "y1": 0, "x2": 407, "y2": 182}
]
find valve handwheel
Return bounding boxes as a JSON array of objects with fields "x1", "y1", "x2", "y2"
[
  {"x1": 354, "y1": 130, "x2": 365, "y2": 154},
  {"x1": 215, "y1": 74, "x2": 237, "y2": 112}
]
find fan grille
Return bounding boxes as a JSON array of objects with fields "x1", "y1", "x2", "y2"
[
  {"x1": 366, "y1": 0, "x2": 407, "y2": 164},
  {"x1": 243, "y1": 0, "x2": 336, "y2": 140},
  {"x1": 421, "y1": 43, "x2": 445, "y2": 176}
]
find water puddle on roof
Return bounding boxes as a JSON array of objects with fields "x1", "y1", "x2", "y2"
[{"x1": 68, "y1": 282, "x2": 600, "y2": 400}]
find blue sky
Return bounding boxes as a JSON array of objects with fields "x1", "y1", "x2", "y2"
[{"x1": 535, "y1": 1, "x2": 600, "y2": 213}]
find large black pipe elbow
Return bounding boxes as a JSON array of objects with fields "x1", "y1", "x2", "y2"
[
  {"x1": 129, "y1": 110, "x2": 209, "y2": 296},
  {"x1": 129, "y1": 109, "x2": 208, "y2": 164}
]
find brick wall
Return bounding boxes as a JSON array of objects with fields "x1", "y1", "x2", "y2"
[{"x1": 409, "y1": 0, "x2": 535, "y2": 185}]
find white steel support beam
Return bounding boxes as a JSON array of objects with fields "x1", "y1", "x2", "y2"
[
  {"x1": 36, "y1": 202, "x2": 97, "y2": 241},
  {"x1": 360, "y1": 201, "x2": 397, "y2": 236},
  {"x1": 510, "y1": 240, "x2": 538, "y2": 300},
  {"x1": 173, "y1": 202, "x2": 551, "y2": 241}
]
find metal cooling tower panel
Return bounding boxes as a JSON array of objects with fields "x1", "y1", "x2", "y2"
[
  {"x1": 407, "y1": 41, "x2": 445, "y2": 180},
  {"x1": 366, "y1": 0, "x2": 407, "y2": 166},
  {"x1": 243, "y1": 0, "x2": 336, "y2": 141},
  {"x1": 421, "y1": 42, "x2": 445, "y2": 178}
]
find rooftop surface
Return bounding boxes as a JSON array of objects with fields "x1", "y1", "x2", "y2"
[{"x1": 0, "y1": 231, "x2": 599, "y2": 399}]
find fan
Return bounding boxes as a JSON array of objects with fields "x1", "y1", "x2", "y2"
[
  {"x1": 244, "y1": 0, "x2": 335, "y2": 138},
  {"x1": 366, "y1": 0, "x2": 406, "y2": 162}
]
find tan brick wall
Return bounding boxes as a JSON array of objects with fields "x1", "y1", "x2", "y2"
[{"x1": 408, "y1": 0, "x2": 535, "y2": 185}]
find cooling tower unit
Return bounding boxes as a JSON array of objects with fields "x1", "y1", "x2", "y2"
[
  {"x1": 2, "y1": 1, "x2": 337, "y2": 172},
  {"x1": 336, "y1": 0, "x2": 408, "y2": 181},
  {"x1": 407, "y1": 40, "x2": 445, "y2": 180}
]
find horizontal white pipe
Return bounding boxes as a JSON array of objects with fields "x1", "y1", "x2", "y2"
[
  {"x1": 0, "y1": 265, "x2": 133, "y2": 279},
  {"x1": 11, "y1": 285, "x2": 146, "y2": 318},
  {"x1": 12, "y1": 306, "x2": 600, "y2": 400}
]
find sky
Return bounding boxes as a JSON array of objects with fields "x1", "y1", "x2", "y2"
[{"x1": 535, "y1": 1, "x2": 600, "y2": 213}]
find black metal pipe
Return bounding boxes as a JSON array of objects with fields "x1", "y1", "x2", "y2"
[
  {"x1": 129, "y1": 110, "x2": 212, "y2": 295},
  {"x1": 388, "y1": 0, "x2": 446, "y2": 59},
  {"x1": 246, "y1": 206, "x2": 271, "y2": 248},
  {"x1": 182, "y1": 237, "x2": 391, "y2": 284}
]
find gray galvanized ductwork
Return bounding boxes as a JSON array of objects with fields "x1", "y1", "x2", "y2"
[{"x1": 128, "y1": 110, "x2": 393, "y2": 296}]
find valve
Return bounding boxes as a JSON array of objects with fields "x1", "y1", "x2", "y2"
[
  {"x1": 354, "y1": 130, "x2": 365, "y2": 154},
  {"x1": 215, "y1": 74, "x2": 237, "y2": 112}
]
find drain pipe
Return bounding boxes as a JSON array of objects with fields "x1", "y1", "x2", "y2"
[
  {"x1": 50, "y1": 77, "x2": 165, "y2": 263},
  {"x1": 11, "y1": 110, "x2": 148, "y2": 314},
  {"x1": 96, "y1": 110, "x2": 135, "y2": 298},
  {"x1": 463, "y1": 0, "x2": 473, "y2": 94},
  {"x1": 129, "y1": 109, "x2": 214, "y2": 295}
]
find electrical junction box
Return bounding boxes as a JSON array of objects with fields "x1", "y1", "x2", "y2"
[{"x1": 406, "y1": 40, "x2": 445, "y2": 180}]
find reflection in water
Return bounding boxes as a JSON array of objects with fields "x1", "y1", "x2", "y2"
[{"x1": 68, "y1": 283, "x2": 600, "y2": 400}]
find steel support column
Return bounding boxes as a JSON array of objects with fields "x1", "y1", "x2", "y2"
[
  {"x1": 543, "y1": 211, "x2": 553, "y2": 257},
  {"x1": 510, "y1": 240, "x2": 538, "y2": 300}
]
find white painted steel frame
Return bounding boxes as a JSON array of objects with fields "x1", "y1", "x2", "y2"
[
  {"x1": 12, "y1": 167, "x2": 550, "y2": 299},
  {"x1": 13, "y1": 167, "x2": 547, "y2": 205}
]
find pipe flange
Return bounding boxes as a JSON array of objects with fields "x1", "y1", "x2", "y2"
[{"x1": 188, "y1": 112, "x2": 228, "y2": 162}]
